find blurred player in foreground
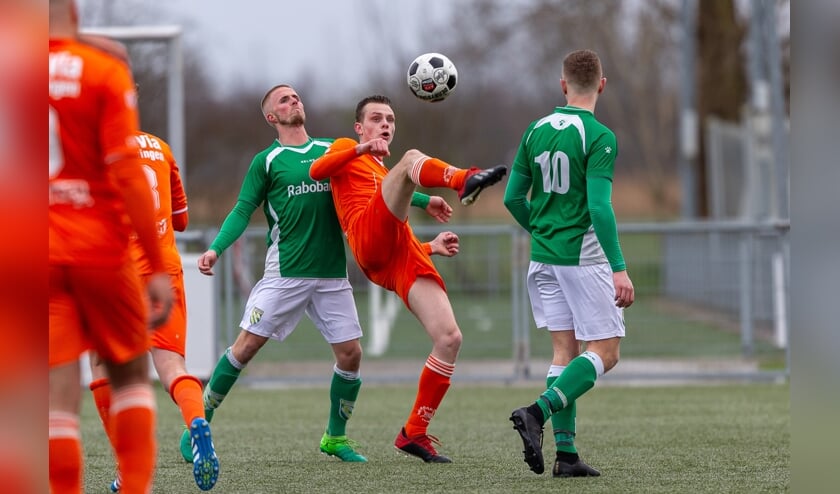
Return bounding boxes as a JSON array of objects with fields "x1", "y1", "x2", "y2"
[
  {"x1": 2, "y1": 1, "x2": 47, "y2": 493},
  {"x1": 310, "y1": 94, "x2": 507, "y2": 462},
  {"x1": 505, "y1": 49, "x2": 634, "y2": 478},
  {"x1": 49, "y1": 0, "x2": 173, "y2": 492}
]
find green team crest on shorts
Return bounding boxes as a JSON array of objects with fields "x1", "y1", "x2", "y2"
[{"x1": 249, "y1": 307, "x2": 264, "y2": 325}]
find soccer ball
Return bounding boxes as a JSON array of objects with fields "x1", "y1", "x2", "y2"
[{"x1": 407, "y1": 52, "x2": 458, "y2": 102}]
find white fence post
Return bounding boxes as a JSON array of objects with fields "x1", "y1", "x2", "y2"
[{"x1": 366, "y1": 282, "x2": 400, "y2": 357}]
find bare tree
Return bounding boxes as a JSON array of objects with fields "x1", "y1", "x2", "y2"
[
  {"x1": 695, "y1": 0, "x2": 748, "y2": 217},
  {"x1": 436, "y1": 0, "x2": 683, "y2": 216},
  {"x1": 76, "y1": 0, "x2": 786, "y2": 223}
]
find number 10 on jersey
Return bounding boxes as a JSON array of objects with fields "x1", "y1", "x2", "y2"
[{"x1": 535, "y1": 151, "x2": 570, "y2": 194}]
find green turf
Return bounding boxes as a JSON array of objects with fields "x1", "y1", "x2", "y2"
[{"x1": 81, "y1": 382, "x2": 789, "y2": 493}]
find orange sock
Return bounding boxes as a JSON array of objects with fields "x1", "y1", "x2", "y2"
[
  {"x1": 408, "y1": 156, "x2": 469, "y2": 190},
  {"x1": 404, "y1": 355, "x2": 454, "y2": 437},
  {"x1": 49, "y1": 411, "x2": 82, "y2": 493},
  {"x1": 89, "y1": 378, "x2": 112, "y2": 439},
  {"x1": 170, "y1": 374, "x2": 205, "y2": 425},
  {"x1": 110, "y1": 384, "x2": 156, "y2": 494}
]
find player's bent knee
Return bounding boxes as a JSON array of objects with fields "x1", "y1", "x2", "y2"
[
  {"x1": 612, "y1": 349, "x2": 621, "y2": 370},
  {"x1": 601, "y1": 350, "x2": 620, "y2": 373},
  {"x1": 451, "y1": 330, "x2": 463, "y2": 350},
  {"x1": 435, "y1": 328, "x2": 462, "y2": 355},
  {"x1": 398, "y1": 149, "x2": 426, "y2": 170},
  {"x1": 334, "y1": 342, "x2": 363, "y2": 368},
  {"x1": 402, "y1": 149, "x2": 424, "y2": 161}
]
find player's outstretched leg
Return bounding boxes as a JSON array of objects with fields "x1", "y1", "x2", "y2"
[
  {"x1": 553, "y1": 452, "x2": 601, "y2": 477},
  {"x1": 458, "y1": 165, "x2": 507, "y2": 205},
  {"x1": 189, "y1": 417, "x2": 219, "y2": 490},
  {"x1": 509, "y1": 407, "x2": 545, "y2": 474}
]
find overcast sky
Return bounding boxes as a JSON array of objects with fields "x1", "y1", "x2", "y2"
[{"x1": 78, "y1": 0, "x2": 455, "y2": 101}]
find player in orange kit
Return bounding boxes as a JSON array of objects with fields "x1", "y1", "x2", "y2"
[
  {"x1": 88, "y1": 131, "x2": 219, "y2": 492},
  {"x1": 49, "y1": 0, "x2": 172, "y2": 492},
  {"x1": 310, "y1": 94, "x2": 507, "y2": 462}
]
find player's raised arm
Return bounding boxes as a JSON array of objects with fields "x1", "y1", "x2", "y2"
[{"x1": 310, "y1": 137, "x2": 359, "y2": 180}]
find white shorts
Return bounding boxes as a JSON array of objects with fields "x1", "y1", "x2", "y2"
[
  {"x1": 526, "y1": 261, "x2": 625, "y2": 341},
  {"x1": 240, "y1": 277, "x2": 363, "y2": 344}
]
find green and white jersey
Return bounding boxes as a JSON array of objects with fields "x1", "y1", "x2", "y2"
[
  {"x1": 511, "y1": 106, "x2": 619, "y2": 267},
  {"x1": 214, "y1": 137, "x2": 347, "y2": 278}
]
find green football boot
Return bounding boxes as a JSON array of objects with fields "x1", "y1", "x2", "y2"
[
  {"x1": 179, "y1": 426, "x2": 193, "y2": 463},
  {"x1": 319, "y1": 433, "x2": 368, "y2": 462}
]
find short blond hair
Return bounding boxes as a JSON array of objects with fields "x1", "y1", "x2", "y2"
[{"x1": 260, "y1": 84, "x2": 291, "y2": 115}]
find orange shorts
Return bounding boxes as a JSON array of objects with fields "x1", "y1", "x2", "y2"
[
  {"x1": 348, "y1": 191, "x2": 445, "y2": 308},
  {"x1": 49, "y1": 263, "x2": 150, "y2": 367},
  {"x1": 149, "y1": 271, "x2": 187, "y2": 356}
]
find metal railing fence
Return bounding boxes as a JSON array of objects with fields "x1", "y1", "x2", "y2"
[{"x1": 177, "y1": 219, "x2": 789, "y2": 384}]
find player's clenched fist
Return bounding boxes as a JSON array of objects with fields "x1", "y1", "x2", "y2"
[
  {"x1": 429, "y1": 231, "x2": 459, "y2": 257},
  {"x1": 198, "y1": 249, "x2": 219, "y2": 276},
  {"x1": 146, "y1": 272, "x2": 174, "y2": 328}
]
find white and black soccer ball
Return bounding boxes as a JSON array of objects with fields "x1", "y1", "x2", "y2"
[{"x1": 407, "y1": 52, "x2": 458, "y2": 102}]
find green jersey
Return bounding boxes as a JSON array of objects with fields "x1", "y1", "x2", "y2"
[
  {"x1": 210, "y1": 138, "x2": 348, "y2": 278},
  {"x1": 508, "y1": 106, "x2": 625, "y2": 271}
]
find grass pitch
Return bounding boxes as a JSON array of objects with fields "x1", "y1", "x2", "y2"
[{"x1": 81, "y1": 381, "x2": 788, "y2": 493}]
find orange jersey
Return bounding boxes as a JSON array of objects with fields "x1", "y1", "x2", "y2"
[
  {"x1": 49, "y1": 37, "x2": 140, "y2": 267},
  {"x1": 310, "y1": 138, "x2": 445, "y2": 306},
  {"x1": 309, "y1": 137, "x2": 385, "y2": 237},
  {"x1": 128, "y1": 132, "x2": 188, "y2": 275}
]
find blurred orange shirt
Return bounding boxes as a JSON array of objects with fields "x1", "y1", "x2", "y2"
[
  {"x1": 128, "y1": 132, "x2": 188, "y2": 275},
  {"x1": 49, "y1": 38, "x2": 140, "y2": 267}
]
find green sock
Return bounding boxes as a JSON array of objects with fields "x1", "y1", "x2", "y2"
[
  {"x1": 547, "y1": 376, "x2": 577, "y2": 454},
  {"x1": 538, "y1": 355, "x2": 597, "y2": 416},
  {"x1": 203, "y1": 348, "x2": 244, "y2": 417},
  {"x1": 326, "y1": 372, "x2": 361, "y2": 437}
]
